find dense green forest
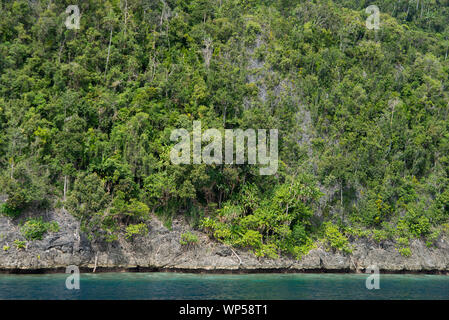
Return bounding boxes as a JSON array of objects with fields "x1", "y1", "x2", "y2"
[{"x1": 1, "y1": 0, "x2": 449, "y2": 258}]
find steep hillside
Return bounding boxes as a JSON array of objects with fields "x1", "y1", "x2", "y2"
[{"x1": 1, "y1": 0, "x2": 449, "y2": 263}]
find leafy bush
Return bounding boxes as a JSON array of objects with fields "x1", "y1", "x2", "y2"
[
  {"x1": 180, "y1": 232, "x2": 199, "y2": 246},
  {"x1": 395, "y1": 236, "x2": 412, "y2": 257},
  {"x1": 344, "y1": 227, "x2": 371, "y2": 239},
  {"x1": 323, "y1": 222, "x2": 352, "y2": 253},
  {"x1": 200, "y1": 175, "x2": 322, "y2": 258},
  {"x1": 0, "y1": 171, "x2": 49, "y2": 214},
  {"x1": 405, "y1": 210, "x2": 430, "y2": 238},
  {"x1": 254, "y1": 243, "x2": 279, "y2": 259},
  {"x1": 372, "y1": 229, "x2": 389, "y2": 243},
  {"x1": 398, "y1": 247, "x2": 412, "y2": 257},
  {"x1": 290, "y1": 240, "x2": 316, "y2": 260},
  {"x1": 397, "y1": 236, "x2": 410, "y2": 247},
  {"x1": 48, "y1": 222, "x2": 60, "y2": 233},
  {"x1": 442, "y1": 223, "x2": 449, "y2": 235},
  {"x1": 68, "y1": 172, "x2": 152, "y2": 242},
  {"x1": 291, "y1": 223, "x2": 309, "y2": 245},
  {"x1": 0, "y1": 203, "x2": 21, "y2": 218},
  {"x1": 235, "y1": 230, "x2": 262, "y2": 248},
  {"x1": 5, "y1": 187, "x2": 29, "y2": 212},
  {"x1": 354, "y1": 192, "x2": 393, "y2": 227},
  {"x1": 125, "y1": 223, "x2": 148, "y2": 240},
  {"x1": 20, "y1": 218, "x2": 59, "y2": 241},
  {"x1": 425, "y1": 229, "x2": 441, "y2": 248},
  {"x1": 13, "y1": 240, "x2": 26, "y2": 250}
]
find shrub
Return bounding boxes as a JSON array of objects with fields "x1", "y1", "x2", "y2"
[
  {"x1": 20, "y1": 218, "x2": 59, "y2": 241},
  {"x1": 200, "y1": 217, "x2": 232, "y2": 241},
  {"x1": 355, "y1": 192, "x2": 392, "y2": 227},
  {"x1": 398, "y1": 247, "x2": 412, "y2": 257},
  {"x1": 104, "y1": 231, "x2": 119, "y2": 243},
  {"x1": 47, "y1": 221, "x2": 60, "y2": 233},
  {"x1": 0, "y1": 203, "x2": 21, "y2": 218},
  {"x1": 245, "y1": 20, "x2": 262, "y2": 44},
  {"x1": 125, "y1": 223, "x2": 148, "y2": 240},
  {"x1": 180, "y1": 232, "x2": 199, "y2": 246},
  {"x1": 21, "y1": 218, "x2": 47, "y2": 240},
  {"x1": 235, "y1": 230, "x2": 262, "y2": 248},
  {"x1": 323, "y1": 222, "x2": 352, "y2": 253},
  {"x1": 13, "y1": 239, "x2": 26, "y2": 250},
  {"x1": 291, "y1": 223, "x2": 309, "y2": 245},
  {"x1": 372, "y1": 229, "x2": 389, "y2": 243},
  {"x1": 290, "y1": 240, "x2": 316, "y2": 260},
  {"x1": 254, "y1": 243, "x2": 279, "y2": 259},
  {"x1": 406, "y1": 211, "x2": 430, "y2": 237},
  {"x1": 425, "y1": 229, "x2": 441, "y2": 247},
  {"x1": 5, "y1": 187, "x2": 29, "y2": 212},
  {"x1": 397, "y1": 236, "x2": 409, "y2": 247},
  {"x1": 345, "y1": 227, "x2": 371, "y2": 238},
  {"x1": 395, "y1": 236, "x2": 412, "y2": 256},
  {"x1": 3, "y1": 245, "x2": 10, "y2": 252}
]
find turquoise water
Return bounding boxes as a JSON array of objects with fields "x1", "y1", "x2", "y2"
[{"x1": 1, "y1": 272, "x2": 449, "y2": 300}]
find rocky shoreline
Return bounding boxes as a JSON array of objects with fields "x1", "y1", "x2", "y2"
[{"x1": 1, "y1": 209, "x2": 449, "y2": 274}]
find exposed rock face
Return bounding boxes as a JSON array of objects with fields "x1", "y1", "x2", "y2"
[{"x1": 1, "y1": 209, "x2": 449, "y2": 273}]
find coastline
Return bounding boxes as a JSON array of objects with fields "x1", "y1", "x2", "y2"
[
  {"x1": 2, "y1": 209, "x2": 449, "y2": 275},
  {"x1": 1, "y1": 266, "x2": 449, "y2": 275}
]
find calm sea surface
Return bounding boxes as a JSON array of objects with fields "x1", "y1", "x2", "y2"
[{"x1": 1, "y1": 272, "x2": 449, "y2": 300}]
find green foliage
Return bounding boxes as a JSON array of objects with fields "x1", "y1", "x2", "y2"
[
  {"x1": 345, "y1": 227, "x2": 371, "y2": 239},
  {"x1": 0, "y1": 203, "x2": 21, "y2": 218},
  {"x1": 254, "y1": 243, "x2": 279, "y2": 259},
  {"x1": 356, "y1": 193, "x2": 393, "y2": 226},
  {"x1": 110, "y1": 192, "x2": 150, "y2": 222},
  {"x1": 323, "y1": 222, "x2": 352, "y2": 254},
  {"x1": 290, "y1": 240, "x2": 316, "y2": 260},
  {"x1": 0, "y1": 0, "x2": 449, "y2": 258},
  {"x1": 66, "y1": 172, "x2": 150, "y2": 241},
  {"x1": 13, "y1": 240, "x2": 26, "y2": 250},
  {"x1": 426, "y1": 229, "x2": 441, "y2": 248},
  {"x1": 180, "y1": 232, "x2": 199, "y2": 246},
  {"x1": 235, "y1": 230, "x2": 262, "y2": 248},
  {"x1": 372, "y1": 229, "x2": 389, "y2": 243},
  {"x1": 201, "y1": 175, "x2": 321, "y2": 258},
  {"x1": 404, "y1": 209, "x2": 431, "y2": 238},
  {"x1": 20, "y1": 217, "x2": 59, "y2": 241},
  {"x1": 398, "y1": 247, "x2": 412, "y2": 257},
  {"x1": 4, "y1": 188, "x2": 28, "y2": 213},
  {"x1": 0, "y1": 164, "x2": 51, "y2": 213},
  {"x1": 66, "y1": 173, "x2": 110, "y2": 222},
  {"x1": 47, "y1": 222, "x2": 60, "y2": 233},
  {"x1": 3, "y1": 245, "x2": 10, "y2": 252},
  {"x1": 125, "y1": 223, "x2": 149, "y2": 240}
]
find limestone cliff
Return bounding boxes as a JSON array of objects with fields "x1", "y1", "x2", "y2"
[{"x1": 1, "y1": 209, "x2": 449, "y2": 273}]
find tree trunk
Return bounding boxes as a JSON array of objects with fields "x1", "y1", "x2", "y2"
[
  {"x1": 10, "y1": 160, "x2": 13, "y2": 179},
  {"x1": 104, "y1": 27, "x2": 113, "y2": 80},
  {"x1": 93, "y1": 252, "x2": 98, "y2": 273},
  {"x1": 340, "y1": 180, "x2": 344, "y2": 221},
  {"x1": 123, "y1": 0, "x2": 128, "y2": 39},
  {"x1": 63, "y1": 175, "x2": 68, "y2": 209}
]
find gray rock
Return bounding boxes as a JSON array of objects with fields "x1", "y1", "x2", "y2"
[
  {"x1": 214, "y1": 246, "x2": 232, "y2": 257},
  {"x1": 1, "y1": 209, "x2": 449, "y2": 273}
]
